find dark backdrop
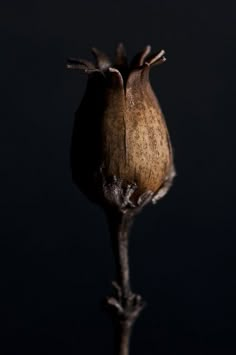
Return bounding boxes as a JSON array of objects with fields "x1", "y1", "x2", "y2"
[{"x1": 1, "y1": 1, "x2": 236, "y2": 354}]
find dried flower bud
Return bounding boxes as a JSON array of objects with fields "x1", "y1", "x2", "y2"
[{"x1": 67, "y1": 44, "x2": 175, "y2": 213}]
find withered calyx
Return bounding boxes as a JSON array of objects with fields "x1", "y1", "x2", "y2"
[{"x1": 67, "y1": 43, "x2": 176, "y2": 214}]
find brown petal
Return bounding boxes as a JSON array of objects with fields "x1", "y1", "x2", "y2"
[
  {"x1": 130, "y1": 45, "x2": 151, "y2": 68},
  {"x1": 91, "y1": 47, "x2": 111, "y2": 70},
  {"x1": 115, "y1": 43, "x2": 128, "y2": 67},
  {"x1": 124, "y1": 64, "x2": 171, "y2": 194},
  {"x1": 145, "y1": 49, "x2": 166, "y2": 66},
  {"x1": 66, "y1": 58, "x2": 96, "y2": 71},
  {"x1": 101, "y1": 68, "x2": 126, "y2": 177}
]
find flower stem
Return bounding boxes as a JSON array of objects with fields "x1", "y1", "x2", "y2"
[{"x1": 106, "y1": 210, "x2": 145, "y2": 355}]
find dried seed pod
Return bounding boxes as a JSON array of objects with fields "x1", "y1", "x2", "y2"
[{"x1": 67, "y1": 44, "x2": 175, "y2": 213}]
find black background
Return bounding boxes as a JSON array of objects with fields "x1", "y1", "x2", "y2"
[{"x1": 1, "y1": 1, "x2": 236, "y2": 354}]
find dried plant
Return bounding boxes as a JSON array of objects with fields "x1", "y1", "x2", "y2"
[{"x1": 67, "y1": 43, "x2": 175, "y2": 355}]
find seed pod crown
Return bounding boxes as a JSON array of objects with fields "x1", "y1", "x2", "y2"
[{"x1": 67, "y1": 44, "x2": 175, "y2": 213}]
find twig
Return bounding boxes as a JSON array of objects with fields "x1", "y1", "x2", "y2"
[{"x1": 106, "y1": 210, "x2": 145, "y2": 355}]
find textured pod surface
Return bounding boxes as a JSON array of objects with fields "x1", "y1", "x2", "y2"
[
  {"x1": 102, "y1": 66, "x2": 172, "y2": 194},
  {"x1": 68, "y1": 44, "x2": 175, "y2": 211}
]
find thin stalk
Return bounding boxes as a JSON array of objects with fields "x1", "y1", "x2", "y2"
[{"x1": 106, "y1": 210, "x2": 145, "y2": 355}]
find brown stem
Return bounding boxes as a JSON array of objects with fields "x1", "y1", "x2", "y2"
[
  {"x1": 115, "y1": 212, "x2": 132, "y2": 297},
  {"x1": 106, "y1": 210, "x2": 145, "y2": 355},
  {"x1": 118, "y1": 321, "x2": 132, "y2": 355}
]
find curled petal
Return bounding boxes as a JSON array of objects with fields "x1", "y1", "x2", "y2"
[
  {"x1": 91, "y1": 47, "x2": 111, "y2": 70},
  {"x1": 145, "y1": 49, "x2": 166, "y2": 66},
  {"x1": 115, "y1": 43, "x2": 128, "y2": 67},
  {"x1": 108, "y1": 67, "x2": 124, "y2": 89},
  {"x1": 67, "y1": 58, "x2": 96, "y2": 71},
  {"x1": 130, "y1": 45, "x2": 151, "y2": 68}
]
